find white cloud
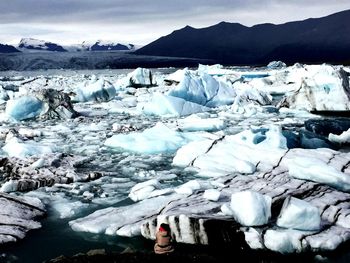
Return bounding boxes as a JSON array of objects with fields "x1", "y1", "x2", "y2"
[{"x1": 0, "y1": 0, "x2": 349, "y2": 45}]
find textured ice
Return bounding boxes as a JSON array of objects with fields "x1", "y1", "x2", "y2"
[
  {"x1": 105, "y1": 122, "x2": 203, "y2": 154},
  {"x1": 277, "y1": 197, "x2": 321, "y2": 231},
  {"x1": 173, "y1": 125, "x2": 287, "y2": 177},
  {"x1": 288, "y1": 156, "x2": 350, "y2": 192},
  {"x1": 128, "y1": 179, "x2": 173, "y2": 202},
  {"x1": 0, "y1": 180, "x2": 18, "y2": 193},
  {"x1": 203, "y1": 189, "x2": 221, "y2": 201},
  {"x1": 0, "y1": 193, "x2": 45, "y2": 244},
  {"x1": 116, "y1": 68, "x2": 154, "y2": 88},
  {"x1": 280, "y1": 65, "x2": 350, "y2": 111},
  {"x1": 139, "y1": 93, "x2": 210, "y2": 117},
  {"x1": 69, "y1": 194, "x2": 180, "y2": 236},
  {"x1": 264, "y1": 229, "x2": 310, "y2": 254},
  {"x1": 177, "y1": 114, "x2": 225, "y2": 132},
  {"x1": 75, "y1": 77, "x2": 116, "y2": 102},
  {"x1": 229, "y1": 191, "x2": 271, "y2": 226},
  {"x1": 2, "y1": 137, "x2": 55, "y2": 158},
  {"x1": 1, "y1": 65, "x2": 350, "y2": 255},
  {"x1": 197, "y1": 64, "x2": 237, "y2": 76},
  {"x1": 5, "y1": 96, "x2": 45, "y2": 121},
  {"x1": 329, "y1": 128, "x2": 350, "y2": 144},
  {"x1": 168, "y1": 71, "x2": 236, "y2": 107},
  {"x1": 175, "y1": 180, "x2": 202, "y2": 195}
]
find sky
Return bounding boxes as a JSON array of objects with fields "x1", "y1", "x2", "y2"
[{"x1": 1, "y1": 0, "x2": 350, "y2": 46}]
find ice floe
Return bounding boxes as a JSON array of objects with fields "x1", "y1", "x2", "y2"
[
  {"x1": 0, "y1": 193, "x2": 45, "y2": 244},
  {"x1": 1, "y1": 64, "x2": 350, "y2": 255},
  {"x1": 75, "y1": 77, "x2": 116, "y2": 102}
]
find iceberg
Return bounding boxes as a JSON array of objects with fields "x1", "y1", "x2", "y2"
[
  {"x1": 277, "y1": 197, "x2": 321, "y2": 231},
  {"x1": 5, "y1": 96, "x2": 45, "y2": 121},
  {"x1": 115, "y1": 68, "x2": 155, "y2": 88},
  {"x1": 2, "y1": 137, "x2": 55, "y2": 158},
  {"x1": 279, "y1": 65, "x2": 350, "y2": 111},
  {"x1": 168, "y1": 71, "x2": 236, "y2": 107},
  {"x1": 128, "y1": 179, "x2": 173, "y2": 202},
  {"x1": 229, "y1": 191, "x2": 271, "y2": 226},
  {"x1": 288, "y1": 156, "x2": 350, "y2": 192},
  {"x1": 329, "y1": 128, "x2": 350, "y2": 144},
  {"x1": 139, "y1": 93, "x2": 210, "y2": 117},
  {"x1": 75, "y1": 78, "x2": 116, "y2": 102},
  {"x1": 177, "y1": 114, "x2": 225, "y2": 132},
  {"x1": 104, "y1": 122, "x2": 202, "y2": 154},
  {"x1": 173, "y1": 125, "x2": 288, "y2": 177},
  {"x1": 69, "y1": 194, "x2": 180, "y2": 237}
]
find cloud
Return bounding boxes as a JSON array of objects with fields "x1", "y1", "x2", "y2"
[{"x1": 0, "y1": 0, "x2": 349, "y2": 45}]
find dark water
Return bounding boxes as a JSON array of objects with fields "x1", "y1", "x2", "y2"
[{"x1": 0, "y1": 199, "x2": 149, "y2": 263}]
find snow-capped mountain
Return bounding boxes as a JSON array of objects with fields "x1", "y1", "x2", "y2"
[
  {"x1": 14, "y1": 38, "x2": 137, "y2": 53},
  {"x1": 80, "y1": 40, "x2": 136, "y2": 51},
  {"x1": 18, "y1": 38, "x2": 67, "y2": 52}
]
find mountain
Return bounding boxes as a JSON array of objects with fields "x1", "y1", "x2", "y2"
[
  {"x1": 18, "y1": 38, "x2": 67, "y2": 52},
  {"x1": 62, "y1": 40, "x2": 137, "y2": 52},
  {"x1": 136, "y1": 9, "x2": 350, "y2": 65},
  {"x1": 81, "y1": 40, "x2": 135, "y2": 51},
  {"x1": 0, "y1": 44, "x2": 20, "y2": 53}
]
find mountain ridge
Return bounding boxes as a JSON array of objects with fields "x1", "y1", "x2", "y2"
[{"x1": 136, "y1": 9, "x2": 350, "y2": 65}]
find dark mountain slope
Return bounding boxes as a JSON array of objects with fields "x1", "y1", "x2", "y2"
[{"x1": 136, "y1": 9, "x2": 350, "y2": 65}]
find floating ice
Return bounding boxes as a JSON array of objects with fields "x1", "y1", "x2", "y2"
[
  {"x1": 75, "y1": 78, "x2": 116, "y2": 102},
  {"x1": 229, "y1": 191, "x2": 271, "y2": 226},
  {"x1": 139, "y1": 93, "x2": 210, "y2": 117},
  {"x1": 277, "y1": 197, "x2": 321, "y2": 231},
  {"x1": 105, "y1": 122, "x2": 202, "y2": 154},
  {"x1": 279, "y1": 65, "x2": 350, "y2": 111},
  {"x1": 168, "y1": 71, "x2": 236, "y2": 107},
  {"x1": 0, "y1": 180, "x2": 18, "y2": 193},
  {"x1": 0, "y1": 193, "x2": 45, "y2": 244},
  {"x1": 69, "y1": 194, "x2": 180, "y2": 236},
  {"x1": 231, "y1": 82, "x2": 272, "y2": 113},
  {"x1": 329, "y1": 128, "x2": 350, "y2": 144},
  {"x1": 128, "y1": 179, "x2": 173, "y2": 202},
  {"x1": 288, "y1": 156, "x2": 350, "y2": 192},
  {"x1": 5, "y1": 96, "x2": 45, "y2": 121},
  {"x1": 175, "y1": 180, "x2": 202, "y2": 195},
  {"x1": 197, "y1": 64, "x2": 236, "y2": 76},
  {"x1": 2, "y1": 137, "x2": 55, "y2": 158},
  {"x1": 267, "y1": 61, "x2": 287, "y2": 69},
  {"x1": 116, "y1": 68, "x2": 154, "y2": 88},
  {"x1": 177, "y1": 115, "x2": 225, "y2": 132},
  {"x1": 264, "y1": 229, "x2": 309, "y2": 254},
  {"x1": 203, "y1": 189, "x2": 221, "y2": 201},
  {"x1": 173, "y1": 125, "x2": 287, "y2": 177}
]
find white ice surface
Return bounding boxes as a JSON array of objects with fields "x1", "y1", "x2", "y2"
[
  {"x1": 288, "y1": 157, "x2": 350, "y2": 192},
  {"x1": 277, "y1": 197, "x2": 321, "y2": 231},
  {"x1": 75, "y1": 78, "x2": 116, "y2": 102},
  {"x1": 203, "y1": 189, "x2": 221, "y2": 201},
  {"x1": 177, "y1": 115, "x2": 225, "y2": 132},
  {"x1": 5, "y1": 96, "x2": 46, "y2": 121},
  {"x1": 2, "y1": 137, "x2": 55, "y2": 158},
  {"x1": 139, "y1": 93, "x2": 210, "y2": 117},
  {"x1": 69, "y1": 194, "x2": 180, "y2": 237},
  {"x1": 329, "y1": 129, "x2": 350, "y2": 144},
  {"x1": 105, "y1": 122, "x2": 207, "y2": 154},
  {"x1": 168, "y1": 71, "x2": 236, "y2": 107},
  {"x1": 229, "y1": 191, "x2": 271, "y2": 226}
]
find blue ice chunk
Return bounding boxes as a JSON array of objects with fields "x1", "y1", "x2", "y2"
[{"x1": 6, "y1": 96, "x2": 44, "y2": 121}]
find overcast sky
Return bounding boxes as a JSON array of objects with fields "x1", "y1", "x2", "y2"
[{"x1": 1, "y1": 0, "x2": 350, "y2": 46}]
